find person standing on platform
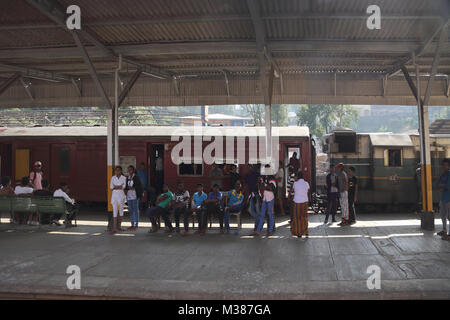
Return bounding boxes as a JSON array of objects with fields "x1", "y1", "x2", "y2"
[
  {"x1": 155, "y1": 154, "x2": 164, "y2": 194},
  {"x1": 29, "y1": 161, "x2": 43, "y2": 191},
  {"x1": 289, "y1": 152, "x2": 300, "y2": 173},
  {"x1": 253, "y1": 167, "x2": 276, "y2": 237},
  {"x1": 347, "y1": 166, "x2": 358, "y2": 225},
  {"x1": 137, "y1": 162, "x2": 148, "y2": 210},
  {"x1": 336, "y1": 163, "x2": 349, "y2": 226},
  {"x1": 125, "y1": 165, "x2": 143, "y2": 230},
  {"x1": 209, "y1": 163, "x2": 224, "y2": 190},
  {"x1": 324, "y1": 165, "x2": 339, "y2": 224},
  {"x1": 275, "y1": 161, "x2": 285, "y2": 216},
  {"x1": 437, "y1": 159, "x2": 450, "y2": 240},
  {"x1": 291, "y1": 172, "x2": 310, "y2": 238},
  {"x1": 229, "y1": 165, "x2": 240, "y2": 190},
  {"x1": 109, "y1": 166, "x2": 126, "y2": 234}
]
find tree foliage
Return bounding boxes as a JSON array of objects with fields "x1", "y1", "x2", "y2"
[{"x1": 296, "y1": 104, "x2": 359, "y2": 141}]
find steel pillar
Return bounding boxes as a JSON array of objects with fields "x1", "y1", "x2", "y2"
[{"x1": 415, "y1": 56, "x2": 434, "y2": 230}]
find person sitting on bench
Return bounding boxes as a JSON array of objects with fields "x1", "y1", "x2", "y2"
[
  {"x1": 192, "y1": 183, "x2": 208, "y2": 235},
  {"x1": 34, "y1": 180, "x2": 62, "y2": 226},
  {"x1": 14, "y1": 176, "x2": 34, "y2": 225},
  {"x1": 147, "y1": 183, "x2": 174, "y2": 233},
  {"x1": 224, "y1": 180, "x2": 244, "y2": 234},
  {"x1": 53, "y1": 182, "x2": 78, "y2": 228},
  {"x1": 204, "y1": 184, "x2": 223, "y2": 233},
  {"x1": 173, "y1": 180, "x2": 190, "y2": 235}
]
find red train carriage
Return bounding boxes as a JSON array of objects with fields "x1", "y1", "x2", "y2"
[{"x1": 0, "y1": 126, "x2": 314, "y2": 202}]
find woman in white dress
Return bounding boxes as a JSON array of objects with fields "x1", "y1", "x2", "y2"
[{"x1": 110, "y1": 166, "x2": 126, "y2": 234}]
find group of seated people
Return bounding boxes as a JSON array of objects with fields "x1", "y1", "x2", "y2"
[
  {"x1": 0, "y1": 175, "x2": 78, "y2": 227},
  {"x1": 146, "y1": 180, "x2": 244, "y2": 236}
]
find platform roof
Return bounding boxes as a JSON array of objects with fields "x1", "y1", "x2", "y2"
[{"x1": 0, "y1": 0, "x2": 449, "y2": 107}]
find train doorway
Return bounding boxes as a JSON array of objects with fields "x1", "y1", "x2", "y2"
[
  {"x1": 147, "y1": 143, "x2": 164, "y2": 194},
  {"x1": 51, "y1": 144, "x2": 76, "y2": 193},
  {"x1": 286, "y1": 145, "x2": 301, "y2": 172}
]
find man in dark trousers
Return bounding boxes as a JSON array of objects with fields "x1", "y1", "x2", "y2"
[
  {"x1": 324, "y1": 165, "x2": 339, "y2": 223},
  {"x1": 347, "y1": 166, "x2": 358, "y2": 225}
]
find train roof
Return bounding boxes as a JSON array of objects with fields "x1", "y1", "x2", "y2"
[
  {"x1": 0, "y1": 126, "x2": 310, "y2": 138},
  {"x1": 369, "y1": 133, "x2": 413, "y2": 147}
]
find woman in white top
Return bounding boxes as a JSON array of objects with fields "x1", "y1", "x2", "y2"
[
  {"x1": 291, "y1": 171, "x2": 310, "y2": 238},
  {"x1": 110, "y1": 166, "x2": 126, "y2": 233}
]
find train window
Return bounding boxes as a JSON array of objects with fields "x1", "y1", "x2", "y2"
[
  {"x1": 59, "y1": 147, "x2": 70, "y2": 174},
  {"x1": 384, "y1": 149, "x2": 402, "y2": 167},
  {"x1": 334, "y1": 132, "x2": 356, "y2": 153},
  {"x1": 179, "y1": 163, "x2": 203, "y2": 176}
]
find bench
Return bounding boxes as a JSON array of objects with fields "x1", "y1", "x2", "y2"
[
  {"x1": 0, "y1": 195, "x2": 72, "y2": 227},
  {"x1": 34, "y1": 197, "x2": 70, "y2": 226},
  {"x1": 0, "y1": 196, "x2": 12, "y2": 223},
  {"x1": 11, "y1": 196, "x2": 38, "y2": 224}
]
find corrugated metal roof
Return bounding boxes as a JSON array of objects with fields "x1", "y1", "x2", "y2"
[
  {"x1": 430, "y1": 119, "x2": 450, "y2": 134},
  {"x1": 0, "y1": 0, "x2": 448, "y2": 79},
  {"x1": 0, "y1": 126, "x2": 310, "y2": 137},
  {"x1": 369, "y1": 133, "x2": 413, "y2": 146}
]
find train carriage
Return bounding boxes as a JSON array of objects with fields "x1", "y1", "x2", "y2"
[
  {"x1": 323, "y1": 129, "x2": 450, "y2": 212},
  {"x1": 0, "y1": 126, "x2": 315, "y2": 203}
]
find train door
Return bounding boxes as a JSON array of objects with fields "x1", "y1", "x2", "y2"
[
  {"x1": 147, "y1": 143, "x2": 164, "y2": 194},
  {"x1": 51, "y1": 144, "x2": 76, "y2": 193},
  {"x1": 15, "y1": 148, "x2": 30, "y2": 184},
  {"x1": 285, "y1": 144, "x2": 302, "y2": 185}
]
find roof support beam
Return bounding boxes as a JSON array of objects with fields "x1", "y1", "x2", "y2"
[
  {"x1": 72, "y1": 31, "x2": 112, "y2": 108},
  {"x1": 446, "y1": 76, "x2": 450, "y2": 97},
  {"x1": 118, "y1": 68, "x2": 142, "y2": 106},
  {"x1": 0, "y1": 62, "x2": 72, "y2": 82},
  {"x1": 19, "y1": 77, "x2": 35, "y2": 100},
  {"x1": 0, "y1": 72, "x2": 21, "y2": 96},
  {"x1": 423, "y1": 26, "x2": 447, "y2": 106},
  {"x1": 221, "y1": 70, "x2": 231, "y2": 97},
  {"x1": 387, "y1": 18, "x2": 450, "y2": 76},
  {"x1": 71, "y1": 78, "x2": 82, "y2": 97},
  {"x1": 401, "y1": 64, "x2": 424, "y2": 106},
  {"x1": 25, "y1": 0, "x2": 173, "y2": 80},
  {"x1": 172, "y1": 77, "x2": 180, "y2": 95},
  {"x1": 247, "y1": 0, "x2": 277, "y2": 104}
]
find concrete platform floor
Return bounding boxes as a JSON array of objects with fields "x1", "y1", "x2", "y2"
[{"x1": 0, "y1": 211, "x2": 449, "y2": 299}]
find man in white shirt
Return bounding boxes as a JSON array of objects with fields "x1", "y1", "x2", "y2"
[
  {"x1": 53, "y1": 182, "x2": 78, "y2": 228},
  {"x1": 14, "y1": 176, "x2": 35, "y2": 225},
  {"x1": 14, "y1": 176, "x2": 34, "y2": 195}
]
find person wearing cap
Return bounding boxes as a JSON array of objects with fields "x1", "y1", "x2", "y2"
[
  {"x1": 29, "y1": 161, "x2": 43, "y2": 191},
  {"x1": 336, "y1": 163, "x2": 350, "y2": 226}
]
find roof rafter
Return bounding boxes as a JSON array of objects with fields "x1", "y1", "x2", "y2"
[{"x1": 24, "y1": 0, "x2": 174, "y2": 81}]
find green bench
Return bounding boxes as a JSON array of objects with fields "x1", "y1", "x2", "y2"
[{"x1": 0, "y1": 195, "x2": 70, "y2": 226}]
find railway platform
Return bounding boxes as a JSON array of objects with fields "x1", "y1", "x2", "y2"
[{"x1": 0, "y1": 211, "x2": 449, "y2": 299}]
